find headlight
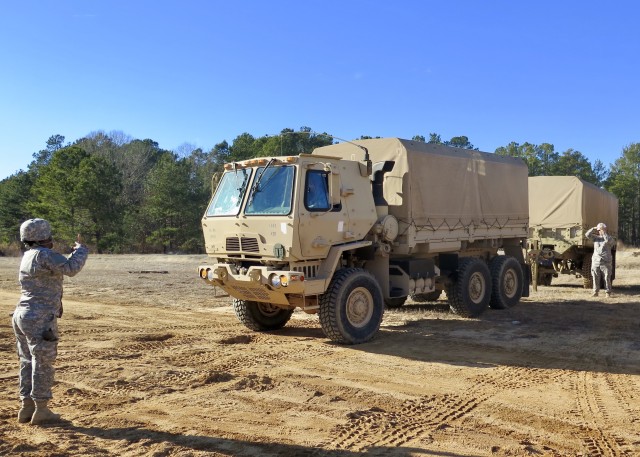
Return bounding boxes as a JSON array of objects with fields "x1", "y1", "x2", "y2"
[
  {"x1": 269, "y1": 274, "x2": 282, "y2": 288},
  {"x1": 207, "y1": 269, "x2": 216, "y2": 281}
]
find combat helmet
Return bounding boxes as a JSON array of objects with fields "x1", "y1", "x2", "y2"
[{"x1": 20, "y1": 218, "x2": 52, "y2": 243}]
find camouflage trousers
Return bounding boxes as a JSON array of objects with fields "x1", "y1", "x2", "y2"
[
  {"x1": 12, "y1": 307, "x2": 59, "y2": 401},
  {"x1": 591, "y1": 261, "x2": 613, "y2": 294}
]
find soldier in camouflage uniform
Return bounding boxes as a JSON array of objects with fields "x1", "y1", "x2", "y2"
[
  {"x1": 12, "y1": 218, "x2": 88, "y2": 425},
  {"x1": 585, "y1": 222, "x2": 615, "y2": 298}
]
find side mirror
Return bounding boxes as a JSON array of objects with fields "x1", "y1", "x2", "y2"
[{"x1": 211, "y1": 172, "x2": 221, "y2": 195}]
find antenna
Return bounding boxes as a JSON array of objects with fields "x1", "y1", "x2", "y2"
[
  {"x1": 273, "y1": 130, "x2": 369, "y2": 160},
  {"x1": 270, "y1": 130, "x2": 372, "y2": 175},
  {"x1": 319, "y1": 133, "x2": 371, "y2": 176}
]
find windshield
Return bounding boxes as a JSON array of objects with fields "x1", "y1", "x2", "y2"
[
  {"x1": 245, "y1": 165, "x2": 295, "y2": 215},
  {"x1": 205, "y1": 168, "x2": 252, "y2": 216}
]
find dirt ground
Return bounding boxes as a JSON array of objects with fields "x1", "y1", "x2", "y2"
[{"x1": 0, "y1": 251, "x2": 639, "y2": 457}]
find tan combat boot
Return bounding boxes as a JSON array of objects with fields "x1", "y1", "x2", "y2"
[
  {"x1": 30, "y1": 400, "x2": 61, "y2": 425},
  {"x1": 18, "y1": 398, "x2": 35, "y2": 423}
]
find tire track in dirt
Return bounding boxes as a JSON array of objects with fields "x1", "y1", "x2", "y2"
[
  {"x1": 325, "y1": 364, "x2": 565, "y2": 452},
  {"x1": 53, "y1": 334, "x2": 217, "y2": 409},
  {"x1": 572, "y1": 370, "x2": 634, "y2": 456},
  {"x1": 59, "y1": 334, "x2": 203, "y2": 362},
  {"x1": 602, "y1": 373, "x2": 640, "y2": 425},
  {"x1": 325, "y1": 364, "x2": 607, "y2": 454},
  {"x1": 54, "y1": 331, "x2": 338, "y2": 415},
  {"x1": 64, "y1": 322, "x2": 227, "y2": 337},
  {"x1": 330, "y1": 393, "x2": 485, "y2": 451},
  {"x1": 181, "y1": 334, "x2": 336, "y2": 374}
]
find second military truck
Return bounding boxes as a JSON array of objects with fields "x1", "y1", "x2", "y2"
[
  {"x1": 527, "y1": 176, "x2": 618, "y2": 289},
  {"x1": 199, "y1": 138, "x2": 530, "y2": 344}
]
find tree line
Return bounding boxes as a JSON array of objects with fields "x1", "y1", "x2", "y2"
[{"x1": 0, "y1": 127, "x2": 638, "y2": 254}]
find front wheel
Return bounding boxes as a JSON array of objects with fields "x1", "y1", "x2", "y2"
[
  {"x1": 233, "y1": 299, "x2": 294, "y2": 331},
  {"x1": 489, "y1": 256, "x2": 523, "y2": 309},
  {"x1": 319, "y1": 268, "x2": 384, "y2": 344},
  {"x1": 446, "y1": 258, "x2": 491, "y2": 317}
]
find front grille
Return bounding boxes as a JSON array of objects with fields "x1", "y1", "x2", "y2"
[
  {"x1": 226, "y1": 236, "x2": 259, "y2": 253},
  {"x1": 293, "y1": 264, "x2": 319, "y2": 279},
  {"x1": 241, "y1": 237, "x2": 259, "y2": 252},
  {"x1": 226, "y1": 237, "x2": 240, "y2": 251}
]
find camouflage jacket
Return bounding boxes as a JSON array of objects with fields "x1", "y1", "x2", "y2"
[
  {"x1": 17, "y1": 245, "x2": 89, "y2": 313},
  {"x1": 585, "y1": 228, "x2": 615, "y2": 265}
]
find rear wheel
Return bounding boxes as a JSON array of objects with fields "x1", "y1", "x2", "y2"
[
  {"x1": 233, "y1": 299, "x2": 293, "y2": 331},
  {"x1": 410, "y1": 290, "x2": 442, "y2": 302},
  {"x1": 319, "y1": 268, "x2": 384, "y2": 344},
  {"x1": 584, "y1": 256, "x2": 609, "y2": 289},
  {"x1": 446, "y1": 258, "x2": 491, "y2": 317},
  {"x1": 489, "y1": 256, "x2": 523, "y2": 309}
]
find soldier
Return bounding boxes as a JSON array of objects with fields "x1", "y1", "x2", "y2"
[
  {"x1": 12, "y1": 218, "x2": 88, "y2": 425},
  {"x1": 585, "y1": 222, "x2": 615, "y2": 298}
]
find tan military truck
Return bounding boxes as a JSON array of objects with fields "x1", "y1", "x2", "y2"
[
  {"x1": 527, "y1": 176, "x2": 618, "y2": 290},
  {"x1": 199, "y1": 138, "x2": 530, "y2": 344}
]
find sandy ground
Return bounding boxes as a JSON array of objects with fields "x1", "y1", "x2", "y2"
[{"x1": 0, "y1": 251, "x2": 639, "y2": 457}]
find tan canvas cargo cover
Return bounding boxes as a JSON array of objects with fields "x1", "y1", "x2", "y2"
[
  {"x1": 315, "y1": 138, "x2": 529, "y2": 241},
  {"x1": 529, "y1": 176, "x2": 618, "y2": 235}
]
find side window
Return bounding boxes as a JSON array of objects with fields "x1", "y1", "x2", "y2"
[{"x1": 305, "y1": 170, "x2": 331, "y2": 211}]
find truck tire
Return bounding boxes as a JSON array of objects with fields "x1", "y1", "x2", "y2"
[
  {"x1": 446, "y1": 258, "x2": 491, "y2": 317},
  {"x1": 582, "y1": 256, "x2": 608, "y2": 290},
  {"x1": 233, "y1": 299, "x2": 294, "y2": 331},
  {"x1": 319, "y1": 268, "x2": 384, "y2": 344},
  {"x1": 410, "y1": 290, "x2": 442, "y2": 302},
  {"x1": 489, "y1": 256, "x2": 523, "y2": 309},
  {"x1": 582, "y1": 257, "x2": 593, "y2": 289}
]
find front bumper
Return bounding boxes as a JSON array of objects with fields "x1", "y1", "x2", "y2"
[{"x1": 198, "y1": 264, "x2": 306, "y2": 306}]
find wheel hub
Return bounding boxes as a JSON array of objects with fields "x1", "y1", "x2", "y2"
[
  {"x1": 346, "y1": 288, "x2": 373, "y2": 328},
  {"x1": 469, "y1": 272, "x2": 486, "y2": 304},
  {"x1": 258, "y1": 302, "x2": 282, "y2": 317},
  {"x1": 503, "y1": 270, "x2": 517, "y2": 298}
]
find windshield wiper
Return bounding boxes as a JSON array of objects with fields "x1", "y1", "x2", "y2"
[
  {"x1": 235, "y1": 167, "x2": 249, "y2": 194},
  {"x1": 247, "y1": 158, "x2": 275, "y2": 204}
]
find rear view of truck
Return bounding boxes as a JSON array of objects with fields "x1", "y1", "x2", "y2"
[{"x1": 527, "y1": 176, "x2": 619, "y2": 289}]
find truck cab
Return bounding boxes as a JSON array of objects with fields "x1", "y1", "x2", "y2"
[{"x1": 199, "y1": 153, "x2": 384, "y2": 343}]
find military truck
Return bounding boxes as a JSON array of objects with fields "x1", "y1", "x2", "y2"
[
  {"x1": 199, "y1": 138, "x2": 530, "y2": 344},
  {"x1": 527, "y1": 176, "x2": 618, "y2": 290}
]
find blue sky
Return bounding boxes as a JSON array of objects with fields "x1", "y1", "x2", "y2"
[{"x1": 1, "y1": 1, "x2": 639, "y2": 180}]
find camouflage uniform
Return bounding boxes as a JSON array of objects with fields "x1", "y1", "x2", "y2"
[
  {"x1": 12, "y1": 220, "x2": 88, "y2": 402},
  {"x1": 585, "y1": 225, "x2": 615, "y2": 295}
]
